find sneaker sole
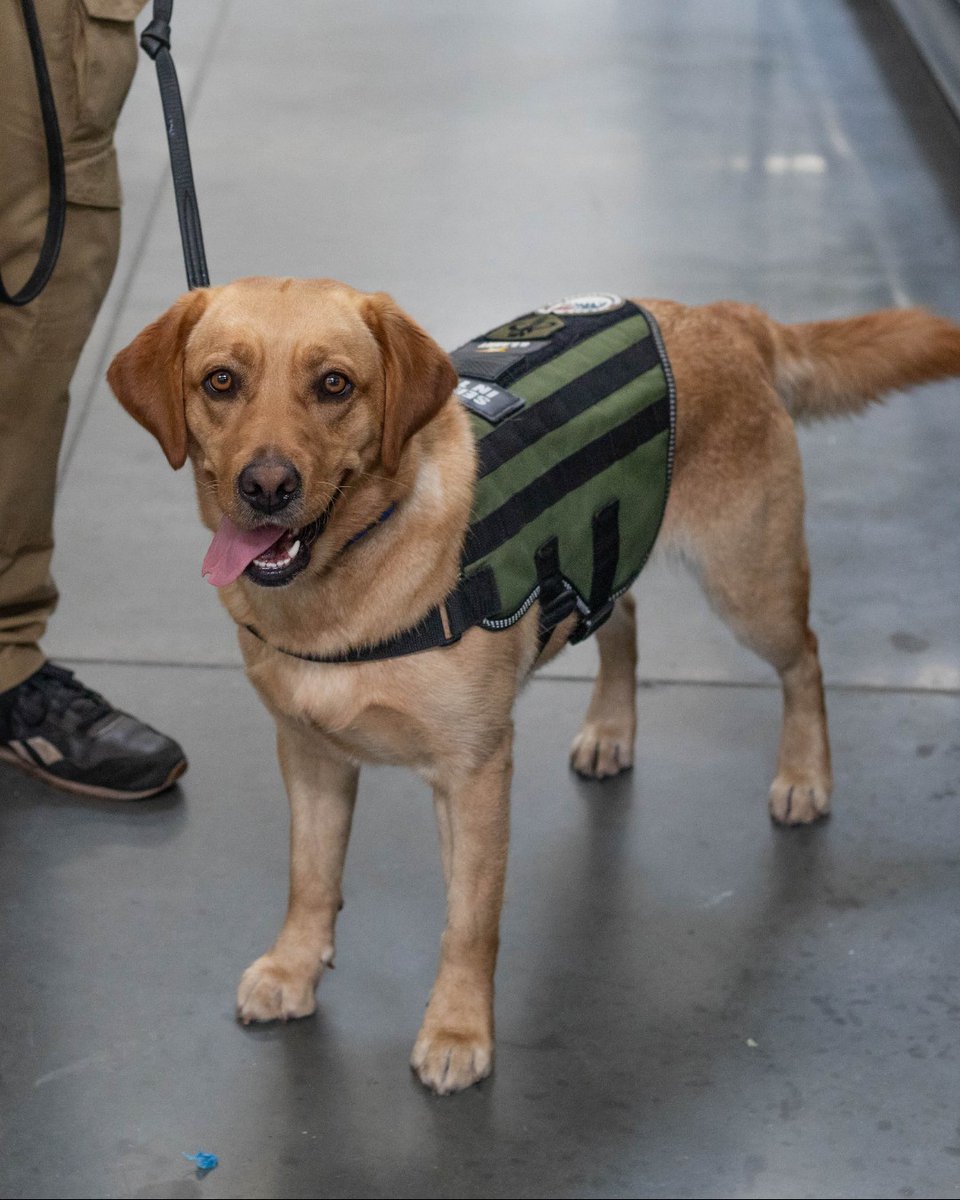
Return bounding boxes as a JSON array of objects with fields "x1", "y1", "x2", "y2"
[{"x1": 0, "y1": 745, "x2": 188, "y2": 801}]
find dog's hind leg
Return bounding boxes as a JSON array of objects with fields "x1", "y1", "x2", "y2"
[
  {"x1": 569, "y1": 593, "x2": 638, "y2": 779},
  {"x1": 665, "y1": 414, "x2": 832, "y2": 825},
  {"x1": 709, "y1": 558, "x2": 831, "y2": 826},
  {"x1": 237, "y1": 717, "x2": 359, "y2": 1023}
]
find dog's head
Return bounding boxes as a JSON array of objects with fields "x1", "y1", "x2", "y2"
[{"x1": 108, "y1": 277, "x2": 458, "y2": 588}]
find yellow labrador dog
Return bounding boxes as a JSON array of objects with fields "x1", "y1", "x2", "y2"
[{"x1": 108, "y1": 278, "x2": 960, "y2": 1093}]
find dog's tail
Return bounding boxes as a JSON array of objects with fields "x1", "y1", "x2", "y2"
[{"x1": 771, "y1": 307, "x2": 960, "y2": 422}]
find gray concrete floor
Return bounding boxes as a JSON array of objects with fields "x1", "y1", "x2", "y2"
[{"x1": 1, "y1": 2, "x2": 958, "y2": 1197}]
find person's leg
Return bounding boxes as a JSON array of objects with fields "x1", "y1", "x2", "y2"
[
  {"x1": 0, "y1": 0, "x2": 135, "y2": 689},
  {"x1": 0, "y1": 197, "x2": 121, "y2": 691},
  {"x1": 0, "y1": 0, "x2": 186, "y2": 798}
]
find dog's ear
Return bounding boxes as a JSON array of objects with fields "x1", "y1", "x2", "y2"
[
  {"x1": 107, "y1": 290, "x2": 210, "y2": 469},
  {"x1": 364, "y1": 292, "x2": 458, "y2": 475}
]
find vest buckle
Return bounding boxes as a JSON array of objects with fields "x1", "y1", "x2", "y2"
[
  {"x1": 569, "y1": 599, "x2": 615, "y2": 644},
  {"x1": 539, "y1": 582, "x2": 578, "y2": 631}
]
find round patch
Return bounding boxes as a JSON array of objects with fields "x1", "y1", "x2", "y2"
[{"x1": 537, "y1": 293, "x2": 625, "y2": 316}]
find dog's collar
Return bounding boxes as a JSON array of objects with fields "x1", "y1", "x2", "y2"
[{"x1": 341, "y1": 501, "x2": 397, "y2": 549}]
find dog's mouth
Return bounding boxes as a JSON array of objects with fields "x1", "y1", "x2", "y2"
[
  {"x1": 242, "y1": 510, "x2": 330, "y2": 587},
  {"x1": 202, "y1": 492, "x2": 341, "y2": 589}
]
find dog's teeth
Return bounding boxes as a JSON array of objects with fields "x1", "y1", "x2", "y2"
[{"x1": 288, "y1": 540, "x2": 301, "y2": 558}]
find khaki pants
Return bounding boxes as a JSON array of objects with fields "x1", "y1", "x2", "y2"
[{"x1": 0, "y1": 0, "x2": 142, "y2": 692}]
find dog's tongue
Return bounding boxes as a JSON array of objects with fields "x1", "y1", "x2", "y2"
[{"x1": 202, "y1": 515, "x2": 285, "y2": 587}]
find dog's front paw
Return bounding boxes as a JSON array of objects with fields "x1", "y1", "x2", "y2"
[
  {"x1": 769, "y1": 773, "x2": 831, "y2": 825},
  {"x1": 410, "y1": 1025, "x2": 493, "y2": 1095},
  {"x1": 236, "y1": 955, "x2": 319, "y2": 1024},
  {"x1": 570, "y1": 721, "x2": 634, "y2": 779}
]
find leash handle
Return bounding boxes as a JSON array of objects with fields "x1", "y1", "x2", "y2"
[
  {"x1": 0, "y1": 0, "x2": 67, "y2": 307},
  {"x1": 141, "y1": 0, "x2": 210, "y2": 289}
]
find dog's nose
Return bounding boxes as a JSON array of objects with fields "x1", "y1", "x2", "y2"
[{"x1": 238, "y1": 457, "x2": 302, "y2": 514}]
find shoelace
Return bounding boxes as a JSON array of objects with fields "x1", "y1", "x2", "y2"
[{"x1": 13, "y1": 664, "x2": 113, "y2": 732}]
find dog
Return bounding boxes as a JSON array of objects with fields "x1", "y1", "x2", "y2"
[{"x1": 107, "y1": 278, "x2": 960, "y2": 1094}]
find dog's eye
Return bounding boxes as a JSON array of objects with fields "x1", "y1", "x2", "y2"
[
  {"x1": 318, "y1": 372, "x2": 353, "y2": 399},
  {"x1": 204, "y1": 369, "x2": 236, "y2": 396}
]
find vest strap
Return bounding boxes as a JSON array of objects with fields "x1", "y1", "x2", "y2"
[
  {"x1": 245, "y1": 566, "x2": 500, "y2": 664},
  {"x1": 534, "y1": 537, "x2": 578, "y2": 651},
  {"x1": 568, "y1": 501, "x2": 620, "y2": 644}
]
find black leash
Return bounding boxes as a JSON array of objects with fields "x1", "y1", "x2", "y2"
[
  {"x1": 141, "y1": 0, "x2": 210, "y2": 289},
  {"x1": 0, "y1": 0, "x2": 67, "y2": 307}
]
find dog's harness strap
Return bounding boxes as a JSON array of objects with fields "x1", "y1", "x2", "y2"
[
  {"x1": 244, "y1": 566, "x2": 500, "y2": 665},
  {"x1": 587, "y1": 501, "x2": 620, "y2": 611},
  {"x1": 141, "y1": 0, "x2": 210, "y2": 290},
  {"x1": 0, "y1": 0, "x2": 67, "y2": 307},
  {"x1": 534, "y1": 537, "x2": 578, "y2": 651},
  {"x1": 567, "y1": 500, "x2": 620, "y2": 644}
]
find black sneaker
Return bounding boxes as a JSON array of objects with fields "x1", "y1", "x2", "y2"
[{"x1": 0, "y1": 663, "x2": 187, "y2": 800}]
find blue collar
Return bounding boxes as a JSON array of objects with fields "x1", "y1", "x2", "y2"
[{"x1": 343, "y1": 501, "x2": 398, "y2": 549}]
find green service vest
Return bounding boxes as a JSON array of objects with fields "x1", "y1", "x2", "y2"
[
  {"x1": 451, "y1": 295, "x2": 675, "y2": 641},
  {"x1": 244, "y1": 296, "x2": 675, "y2": 664}
]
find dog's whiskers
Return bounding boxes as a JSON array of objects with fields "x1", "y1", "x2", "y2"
[{"x1": 355, "y1": 468, "x2": 413, "y2": 494}]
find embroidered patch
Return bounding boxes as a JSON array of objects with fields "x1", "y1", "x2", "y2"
[
  {"x1": 455, "y1": 378, "x2": 524, "y2": 423},
  {"x1": 475, "y1": 340, "x2": 549, "y2": 354},
  {"x1": 484, "y1": 313, "x2": 565, "y2": 341},
  {"x1": 537, "y1": 293, "x2": 625, "y2": 316}
]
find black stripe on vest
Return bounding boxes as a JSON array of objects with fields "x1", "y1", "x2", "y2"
[
  {"x1": 463, "y1": 393, "x2": 671, "y2": 566},
  {"x1": 476, "y1": 333, "x2": 662, "y2": 480}
]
